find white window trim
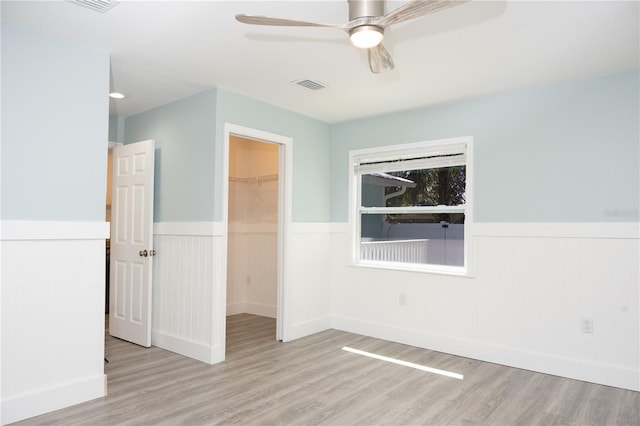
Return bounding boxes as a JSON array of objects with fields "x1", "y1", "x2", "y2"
[{"x1": 348, "y1": 136, "x2": 474, "y2": 276}]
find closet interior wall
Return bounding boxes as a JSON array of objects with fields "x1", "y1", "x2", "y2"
[{"x1": 227, "y1": 136, "x2": 279, "y2": 319}]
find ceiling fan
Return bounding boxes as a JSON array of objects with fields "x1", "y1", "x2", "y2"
[{"x1": 236, "y1": 0, "x2": 470, "y2": 74}]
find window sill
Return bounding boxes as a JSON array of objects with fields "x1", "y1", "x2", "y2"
[{"x1": 352, "y1": 260, "x2": 475, "y2": 278}]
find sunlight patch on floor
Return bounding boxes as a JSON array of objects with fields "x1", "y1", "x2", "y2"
[{"x1": 342, "y1": 346, "x2": 464, "y2": 380}]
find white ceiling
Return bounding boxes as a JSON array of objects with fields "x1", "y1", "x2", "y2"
[{"x1": 2, "y1": 0, "x2": 638, "y2": 123}]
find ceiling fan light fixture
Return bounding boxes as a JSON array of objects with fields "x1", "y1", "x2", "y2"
[{"x1": 349, "y1": 25, "x2": 384, "y2": 49}]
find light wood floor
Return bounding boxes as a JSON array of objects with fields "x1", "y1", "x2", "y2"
[{"x1": 15, "y1": 314, "x2": 639, "y2": 425}]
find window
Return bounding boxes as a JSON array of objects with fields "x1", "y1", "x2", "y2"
[{"x1": 350, "y1": 137, "x2": 472, "y2": 274}]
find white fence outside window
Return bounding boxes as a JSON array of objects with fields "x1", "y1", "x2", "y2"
[{"x1": 361, "y1": 239, "x2": 429, "y2": 264}]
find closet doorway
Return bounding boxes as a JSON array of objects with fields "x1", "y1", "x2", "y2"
[
  {"x1": 225, "y1": 131, "x2": 286, "y2": 346},
  {"x1": 105, "y1": 142, "x2": 122, "y2": 316}
]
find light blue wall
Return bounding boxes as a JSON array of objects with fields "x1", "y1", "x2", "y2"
[
  {"x1": 108, "y1": 115, "x2": 124, "y2": 143},
  {"x1": 124, "y1": 88, "x2": 331, "y2": 223},
  {"x1": 215, "y1": 89, "x2": 332, "y2": 222},
  {"x1": 124, "y1": 90, "x2": 217, "y2": 222},
  {"x1": 1, "y1": 23, "x2": 110, "y2": 221},
  {"x1": 123, "y1": 71, "x2": 637, "y2": 224},
  {"x1": 331, "y1": 71, "x2": 640, "y2": 223}
]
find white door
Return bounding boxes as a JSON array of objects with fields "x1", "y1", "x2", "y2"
[{"x1": 109, "y1": 140, "x2": 155, "y2": 347}]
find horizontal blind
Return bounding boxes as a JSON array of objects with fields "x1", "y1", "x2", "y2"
[{"x1": 355, "y1": 142, "x2": 466, "y2": 174}]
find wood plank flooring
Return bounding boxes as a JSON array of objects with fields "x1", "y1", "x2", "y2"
[{"x1": 14, "y1": 314, "x2": 639, "y2": 425}]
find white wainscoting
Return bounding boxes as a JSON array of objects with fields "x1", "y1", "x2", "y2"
[
  {"x1": 1, "y1": 221, "x2": 109, "y2": 425},
  {"x1": 226, "y1": 222, "x2": 334, "y2": 342},
  {"x1": 151, "y1": 222, "x2": 219, "y2": 364},
  {"x1": 151, "y1": 221, "x2": 335, "y2": 362},
  {"x1": 286, "y1": 223, "x2": 333, "y2": 341},
  {"x1": 227, "y1": 224, "x2": 277, "y2": 318},
  {"x1": 330, "y1": 222, "x2": 640, "y2": 391}
]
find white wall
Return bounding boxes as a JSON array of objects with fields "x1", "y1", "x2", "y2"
[
  {"x1": 328, "y1": 71, "x2": 639, "y2": 392},
  {"x1": 1, "y1": 223, "x2": 109, "y2": 424},
  {"x1": 137, "y1": 124, "x2": 332, "y2": 366},
  {"x1": 227, "y1": 229, "x2": 278, "y2": 317},
  {"x1": 151, "y1": 223, "x2": 217, "y2": 363},
  {"x1": 287, "y1": 223, "x2": 333, "y2": 340},
  {"x1": 1, "y1": 23, "x2": 110, "y2": 424},
  {"x1": 149, "y1": 219, "x2": 334, "y2": 364},
  {"x1": 330, "y1": 222, "x2": 639, "y2": 391}
]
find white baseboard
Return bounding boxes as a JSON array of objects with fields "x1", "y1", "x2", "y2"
[
  {"x1": 226, "y1": 302, "x2": 245, "y2": 316},
  {"x1": 151, "y1": 331, "x2": 217, "y2": 365},
  {"x1": 1, "y1": 374, "x2": 105, "y2": 425},
  {"x1": 244, "y1": 302, "x2": 276, "y2": 318},
  {"x1": 331, "y1": 315, "x2": 639, "y2": 392},
  {"x1": 209, "y1": 343, "x2": 224, "y2": 365},
  {"x1": 226, "y1": 302, "x2": 276, "y2": 318},
  {"x1": 285, "y1": 316, "x2": 332, "y2": 342}
]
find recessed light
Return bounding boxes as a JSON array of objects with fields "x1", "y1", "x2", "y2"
[{"x1": 109, "y1": 92, "x2": 125, "y2": 99}]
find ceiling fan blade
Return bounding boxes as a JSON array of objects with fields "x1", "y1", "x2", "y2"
[
  {"x1": 368, "y1": 43, "x2": 395, "y2": 73},
  {"x1": 377, "y1": 0, "x2": 471, "y2": 27},
  {"x1": 236, "y1": 14, "x2": 342, "y2": 29}
]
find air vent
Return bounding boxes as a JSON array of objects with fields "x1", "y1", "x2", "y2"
[
  {"x1": 67, "y1": 0, "x2": 119, "y2": 13},
  {"x1": 291, "y1": 79, "x2": 327, "y2": 91}
]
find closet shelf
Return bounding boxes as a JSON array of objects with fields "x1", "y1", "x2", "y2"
[{"x1": 229, "y1": 174, "x2": 278, "y2": 184}]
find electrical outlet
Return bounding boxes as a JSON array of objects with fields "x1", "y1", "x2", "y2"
[
  {"x1": 581, "y1": 318, "x2": 594, "y2": 334},
  {"x1": 398, "y1": 293, "x2": 406, "y2": 306}
]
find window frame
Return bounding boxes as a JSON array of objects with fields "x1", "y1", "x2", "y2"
[{"x1": 349, "y1": 136, "x2": 474, "y2": 276}]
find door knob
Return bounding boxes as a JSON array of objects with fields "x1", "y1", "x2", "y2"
[
  {"x1": 149, "y1": 250, "x2": 156, "y2": 257},
  {"x1": 139, "y1": 249, "x2": 148, "y2": 257}
]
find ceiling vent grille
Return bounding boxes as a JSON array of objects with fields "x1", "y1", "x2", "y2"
[
  {"x1": 292, "y1": 79, "x2": 327, "y2": 91},
  {"x1": 67, "y1": 0, "x2": 119, "y2": 13}
]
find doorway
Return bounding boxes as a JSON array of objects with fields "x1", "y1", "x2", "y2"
[
  {"x1": 105, "y1": 142, "x2": 121, "y2": 316},
  {"x1": 106, "y1": 147, "x2": 112, "y2": 315},
  {"x1": 222, "y1": 124, "x2": 292, "y2": 354},
  {"x1": 104, "y1": 142, "x2": 119, "y2": 364},
  {"x1": 226, "y1": 136, "x2": 279, "y2": 325}
]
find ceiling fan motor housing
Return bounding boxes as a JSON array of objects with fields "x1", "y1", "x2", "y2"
[
  {"x1": 348, "y1": 0, "x2": 385, "y2": 48},
  {"x1": 348, "y1": 0, "x2": 385, "y2": 20}
]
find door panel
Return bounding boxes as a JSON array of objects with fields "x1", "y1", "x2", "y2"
[{"x1": 109, "y1": 139, "x2": 155, "y2": 347}]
